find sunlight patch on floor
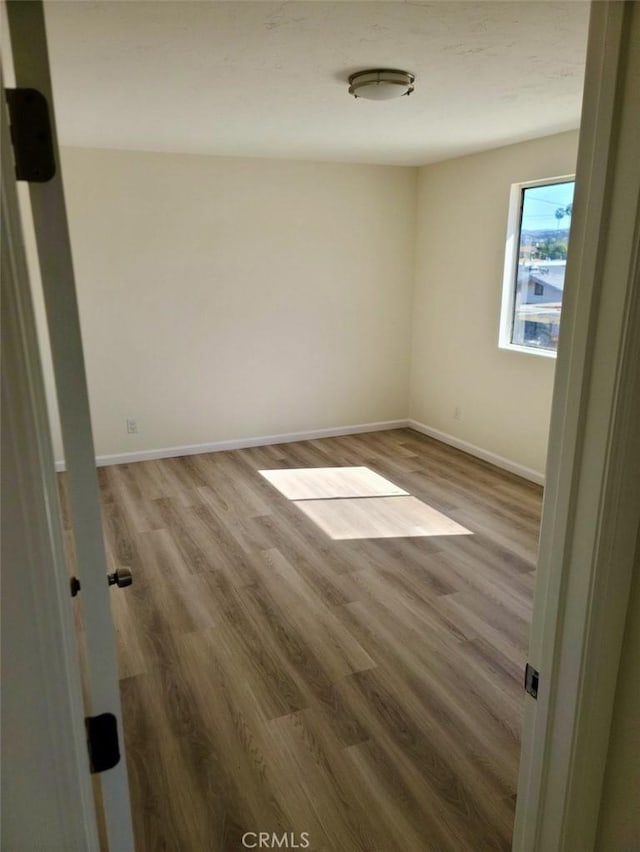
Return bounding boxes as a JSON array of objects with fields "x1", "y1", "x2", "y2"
[
  {"x1": 259, "y1": 466, "x2": 408, "y2": 500},
  {"x1": 259, "y1": 466, "x2": 472, "y2": 540},
  {"x1": 295, "y1": 495, "x2": 472, "y2": 540}
]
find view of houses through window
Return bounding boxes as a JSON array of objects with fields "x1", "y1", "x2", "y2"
[{"x1": 510, "y1": 178, "x2": 575, "y2": 353}]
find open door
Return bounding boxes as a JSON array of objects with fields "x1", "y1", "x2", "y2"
[{"x1": 4, "y1": 2, "x2": 135, "y2": 849}]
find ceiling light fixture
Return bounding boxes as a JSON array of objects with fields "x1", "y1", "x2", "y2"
[{"x1": 348, "y1": 68, "x2": 415, "y2": 101}]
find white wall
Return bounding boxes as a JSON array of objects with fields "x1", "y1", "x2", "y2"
[
  {"x1": 47, "y1": 134, "x2": 579, "y2": 475},
  {"x1": 55, "y1": 148, "x2": 416, "y2": 460},
  {"x1": 410, "y1": 130, "x2": 579, "y2": 478}
]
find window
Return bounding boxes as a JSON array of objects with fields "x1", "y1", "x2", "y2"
[{"x1": 499, "y1": 176, "x2": 575, "y2": 356}]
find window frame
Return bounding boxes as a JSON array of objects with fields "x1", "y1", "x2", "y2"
[{"x1": 498, "y1": 174, "x2": 576, "y2": 359}]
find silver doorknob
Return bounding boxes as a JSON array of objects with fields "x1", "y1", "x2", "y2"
[{"x1": 107, "y1": 567, "x2": 133, "y2": 588}]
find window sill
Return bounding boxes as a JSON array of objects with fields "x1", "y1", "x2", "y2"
[{"x1": 498, "y1": 342, "x2": 557, "y2": 360}]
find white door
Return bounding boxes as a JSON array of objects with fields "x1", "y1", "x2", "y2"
[{"x1": 4, "y1": 2, "x2": 135, "y2": 849}]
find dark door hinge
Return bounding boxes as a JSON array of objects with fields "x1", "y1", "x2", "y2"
[
  {"x1": 5, "y1": 88, "x2": 56, "y2": 182},
  {"x1": 524, "y1": 663, "x2": 539, "y2": 699},
  {"x1": 85, "y1": 713, "x2": 121, "y2": 773}
]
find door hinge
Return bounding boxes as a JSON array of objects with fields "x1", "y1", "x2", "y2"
[
  {"x1": 85, "y1": 713, "x2": 121, "y2": 773},
  {"x1": 5, "y1": 88, "x2": 56, "y2": 182},
  {"x1": 524, "y1": 663, "x2": 539, "y2": 699}
]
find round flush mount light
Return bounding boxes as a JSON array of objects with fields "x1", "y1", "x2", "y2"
[{"x1": 348, "y1": 68, "x2": 415, "y2": 101}]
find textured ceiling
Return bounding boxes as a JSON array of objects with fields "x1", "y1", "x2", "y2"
[{"x1": 43, "y1": 1, "x2": 590, "y2": 166}]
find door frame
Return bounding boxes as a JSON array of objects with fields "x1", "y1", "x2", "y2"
[
  {"x1": 1, "y1": 67, "x2": 100, "y2": 850},
  {"x1": 3, "y1": 1, "x2": 135, "y2": 848},
  {"x1": 514, "y1": 2, "x2": 640, "y2": 849}
]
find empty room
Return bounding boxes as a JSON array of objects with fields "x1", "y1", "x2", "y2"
[{"x1": 9, "y1": 2, "x2": 640, "y2": 852}]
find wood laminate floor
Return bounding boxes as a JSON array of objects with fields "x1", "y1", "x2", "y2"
[{"x1": 62, "y1": 428, "x2": 542, "y2": 852}]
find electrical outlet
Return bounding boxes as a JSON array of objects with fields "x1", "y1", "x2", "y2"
[
  {"x1": 453, "y1": 406, "x2": 462, "y2": 421},
  {"x1": 126, "y1": 418, "x2": 138, "y2": 434}
]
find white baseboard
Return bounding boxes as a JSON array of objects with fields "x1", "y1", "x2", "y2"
[
  {"x1": 54, "y1": 419, "x2": 410, "y2": 472},
  {"x1": 407, "y1": 419, "x2": 545, "y2": 485},
  {"x1": 54, "y1": 418, "x2": 545, "y2": 484}
]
